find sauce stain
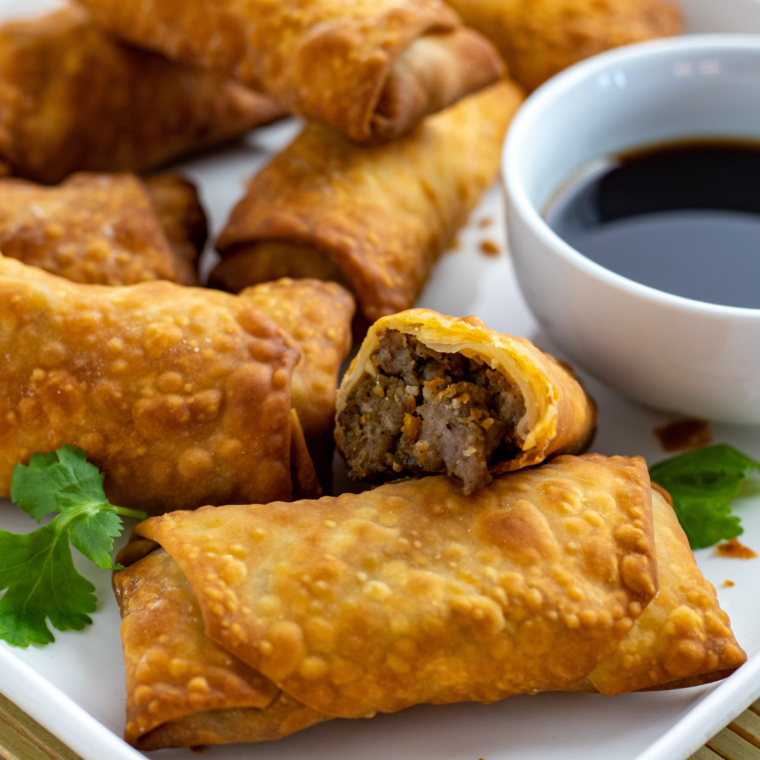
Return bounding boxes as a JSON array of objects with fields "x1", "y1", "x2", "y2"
[
  {"x1": 480, "y1": 240, "x2": 500, "y2": 256},
  {"x1": 654, "y1": 418, "x2": 712, "y2": 452},
  {"x1": 716, "y1": 538, "x2": 757, "y2": 559}
]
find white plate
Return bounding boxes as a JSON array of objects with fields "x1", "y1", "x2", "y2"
[{"x1": 1, "y1": 1, "x2": 760, "y2": 759}]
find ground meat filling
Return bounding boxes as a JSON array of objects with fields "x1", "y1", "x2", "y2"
[{"x1": 339, "y1": 330, "x2": 526, "y2": 494}]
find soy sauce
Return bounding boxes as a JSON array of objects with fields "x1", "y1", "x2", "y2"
[{"x1": 545, "y1": 141, "x2": 760, "y2": 308}]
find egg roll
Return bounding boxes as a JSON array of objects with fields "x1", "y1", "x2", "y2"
[
  {"x1": 335, "y1": 309, "x2": 596, "y2": 494},
  {"x1": 0, "y1": 6, "x2": 287, "y2": 185},
  {"x1": 0, "y1": 255, "x2": 324, "y2": 515},
  {"x1": 144, "y1": 174, "x2": 209, "y2": 288},
  {"x1": 210, "y1": 80, "x2": 525, "y2": 323},
  {"x1": 444, "y1": 0, "x2": 682, "y2": 92},
  {"x1": 78, "y1": 0, "x2": 503, "y2": 145},
  {"x1": 113, "y1": 455, "x2": 745, "y2": 749},
  {"x1": 0, "y1": 173, "x2": 200, "y2": 286},
  {"x1": 240, "y1": 278, "x2": 355, "y2": 490}
]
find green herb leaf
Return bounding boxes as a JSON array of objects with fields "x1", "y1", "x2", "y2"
[
  {"x1": 0, "y1": 446, "x2": 148, "y2": 647},
  {"x1": 649, "y1": 444, "x2": 760, "y2": 550}
]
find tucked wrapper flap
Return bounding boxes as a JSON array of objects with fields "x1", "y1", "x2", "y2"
[
  {"x1": 587, "y1": 491, "x2": 746, "y2": 694},
  {"x1": 0, "y1": 6, "x2": 287, "y2": 185},
  {"x1": 210, "y1": 80, "x2": 525, "y2": 323},
  {"x1": 129, "y1": 455, "x2": 656, "y2": 720},
  {"x1": 335, "y1": 309, "x2": 596, "y2": 491},
  {"x1": 241, "y1": 278, "x2": 355, "y2": 490},
  {"x1": 144, "y1": 174, "x2": 209, "y2": 287},
  {"x1": 78, "y1": 0, "x2": 502, "y2": 144},
  {"x1": 0, "y1": 256, "x2": 309, "y2": 514}
]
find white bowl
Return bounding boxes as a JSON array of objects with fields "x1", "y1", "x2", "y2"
[{"x1": 503, "y1": 35, "x2": 760, "y2": 424}]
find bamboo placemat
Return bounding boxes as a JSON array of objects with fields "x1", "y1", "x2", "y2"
[{"x1": 2, "y1": 694, "x2": 760, "y2": 760}]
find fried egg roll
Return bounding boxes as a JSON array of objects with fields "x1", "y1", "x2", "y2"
[
  {"x1": 0, "y1": 256, "x2": 325, "y2": 514},
  {"x1": 210, "y1": 80, "x2": 525, "y2": 323},
  {"x1": 144, "y1": 174, "x2": 209, "y2": 288},
  {"x1": 241, "y1": 279, "x2": 355, "y2": 489},
  {"x1": 335, "y1": 309, "x2": 596, "y2": 494},
  {"x1": 0, "y1": 173, "x2": 200, "y2": 286},
  {"x1": 78, "y1": 0, "x2": 503, "y2": 145},
  {"x1": 114, "y1": 455, "x2": 745, "y2": 749},
  {"x1": 445, "y1": 0, "x2": 682, "y2": 92},
  {"x1": 0, "y1": 6, "x2": 287, "y2": 185}
]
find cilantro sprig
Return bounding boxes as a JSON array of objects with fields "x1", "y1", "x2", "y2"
[
  {"x1": 0, "y1": 446, "x2": 147, "y2": 647},
  {"x1": 650, "y1": 444, "x2": 760, "y2": 550}
]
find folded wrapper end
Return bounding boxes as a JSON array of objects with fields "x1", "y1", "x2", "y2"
[{"x1": 289, "y1": 409, "x2": 322, "y2": 500}]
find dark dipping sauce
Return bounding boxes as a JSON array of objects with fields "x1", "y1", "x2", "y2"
[{"x1": 545, "y1": 141, "x2": 760, "y2": 309}]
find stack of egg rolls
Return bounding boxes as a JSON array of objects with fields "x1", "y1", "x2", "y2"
[
  {"x1": 0, "y1": 5, "x2": 287, "y2": 184},
  {"x1": 0, "y1": 173, "x2": 203, "y2": 287},
  {"x1": 0, "y1": 257, "x2": 353, "y2": 513},
  {"x1": 114, "y1": 455, "x2": 745, "y2": 749},
  {"x1": 445, "y1": 0, "x2": 682, "y2": 92},
  {"x1": 336, "y1": 309, "x2": 597, "y2": 492},
  {"x1": 78, "y1": 0, "x2": 504, "y2": 144},
  {"x1": 211, "y1": 80, "x2": 525, "y2": 323}
]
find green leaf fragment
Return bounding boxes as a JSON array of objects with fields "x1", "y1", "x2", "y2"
[
  {"x1": 0, "y1": 446, "x2": 147, "y2": 647},
  {"x1": 649, "y1": 444, "x2": 760, "y2": 550}
]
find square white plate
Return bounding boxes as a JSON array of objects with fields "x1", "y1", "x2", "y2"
[{"x1": 1, "y1": 1, "x2": 760, "y2": 759}]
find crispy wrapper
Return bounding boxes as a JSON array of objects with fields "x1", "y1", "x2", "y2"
[
  {"x1": 0, "y1": 255, "x2": 324, "y2": 514},
  {"x1": 210, "y1": 80, "x2": 525, "y2": 323},
  {"x1": 144, "y1": 174, "x2": 209, "y2": 288},
  {"x1": 335, "y1": 309, "x2": 596, "y2": 493},
  {"x1": 114, "y1": 455, "x2": 745, "y2": 749},
  {"x1": 0, "y1": 172, "x2": 199, "y2": 286},
  {"x1": 445, "y1": 0, "x2": 682, "y2": 92},
  {"x1": 78, "y1": 0, "x2": 503, "y2": 144},
  {"x1": 0, "y1": 6, "x2": 287, "y2": 185},
  {"x1": 241, "y1": 278, "x2": 355, "y2": 490}
]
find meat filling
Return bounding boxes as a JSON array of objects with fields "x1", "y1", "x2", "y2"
[{"x1": 338, "y1": 330, "x2": 526, "y2": 494}]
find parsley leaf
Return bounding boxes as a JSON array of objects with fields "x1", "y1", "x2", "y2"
[
  {"x1": 0, "y1": 446, "x2": 147, "y2": 647},
  {"x1": 649, "y1": 444, "x2": 760, "y2": 550}
]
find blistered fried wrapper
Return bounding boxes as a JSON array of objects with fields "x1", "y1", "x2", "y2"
[
  {"x1": 210, "y1": 80, "x2": 525, "y2": 324},
  {"x1": 78, "y1": 0, "x2": 503, "y2": 144},
  {"x1": 0, "y1": 6, "x2": 287, "y2": 185},
  {"x1": 444, "y1": 0, "x2": 682, "y2": 92},
  {"x1": 0, "y1": 173, "x2": 201, "y2": 287},
  {"x1": 114, "y1": 455, "x2": 745, "y2": 749},
  {"x1": 0, "y1": 260, "x2": 353, "y2": 513},
  {"x1": 335, "y1": 309, "x2": 597, "y2": 493}
]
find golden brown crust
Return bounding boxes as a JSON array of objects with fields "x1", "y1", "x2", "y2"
[
  {"x1": 445, "y1": 0, "x2": 683, "y2": 92},
  {"x1": 145, "y1": 174, "x2": 208, "y2": 287},
  {"x1": 0, "y1": 255, "x2": 303, "y2": 514},
  {"x1": 128, "y1": 455, "x2": 657, "y2": 719},
  {"x1": 114, "y1": 549, "x2": 281, "y2": 746},
  {"x1": 587, "y1": 491, "x2": 747, "y2": 694},
  {"x1": 243, "y1": 278, "x2": 355, "y2": 491},
  {"x1": 79, "y1": 0, "x2": 502, "y2": 144},
  {"x1": 0, "y1": 6, "x2": 287, "y2": 185},
  {"x1": 0, "y1": 173, "x2": 193, "y2": 287},
  {"x1": 335, "y1": 309, "x2": 597, "y2": 479},
  {"x1": 211, "y1": 80, "x2": 525, "y2": 323}
]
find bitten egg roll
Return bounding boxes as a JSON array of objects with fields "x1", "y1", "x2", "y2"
[
  {"x1": 210, "y1": 80, "x2": 525, "y2": 324},
  {"x1": 0, "y1": 173, "x2": 200, "y2": 286},
  {"x1": 444, "y1": 0, "x2": 682, "y2": 92},
  {"x1": 0, "y1": 6, "x2": 287, "y2": 185},
  {"x1": 78, "y1": 0, "x2": 503, "y2": 144},
  {"x1": 0, "y1": 255, "x2": 324, "y2": 514},
  {"x1": 335, "y1": 309, "x2": 596, "y2": 494},
  {"x1": 114, "y1": 455, "x2": 745, "y2": 749},
  {"x1": 241, "y1": 278, "x2": 355, "y2": 489},
  {"x1": 144, "y1": 174, "x2": 209, "y2": 288}
]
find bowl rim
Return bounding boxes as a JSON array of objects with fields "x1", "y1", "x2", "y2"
[{"x1": 502, "y1": 33, "x2": 760, "y2": 320}]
